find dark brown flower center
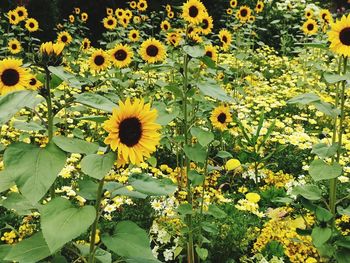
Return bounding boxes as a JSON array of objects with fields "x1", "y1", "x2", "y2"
[
  {"x1": 61, "y1": 35, "x2": 68, "y2": 43},
  {"x1": 94, "y1": 55, "x2": 105, "y2": 66},
  {"x1": 140, "y1": 3, "x2": 145, "y2": 8},
  {"x1": 119, "y1": 117, "x2": 142, "y2": 147},
  {"x1": 202, "y1": 19, "x2": 209, "y2": 29},
  {"x1": 206, "y1": 51, "x2": 213, "y2": 58},
  {"x1": 1, "y1": 69, "x2": 20, "y2": 86},
  {"x1": 108, "y1": 19, "x2": 114, "y2": 25},
  {"x1": 240, "y1": 9, "x2": 248, "y2": 17},
  {"x1": 132, "y1": 33, "x2": 137, "y2": 38},
  {"x1": 222, "y1": 35, "x2": 228, "y2": 43},
  {"x1": 114, "y1": 49, "x2": 127, "y2": 61},
  {"x1": 29, "y1": 22, "x2": 34, "y2": 28},
  {"x1": 11, "y1": 44, "x2": 18, "y2": 49},
  {"x1": 18, "y1": 10, "x2": 24, "y2": 17},
  {"x1": 146, "y1": 45, "x2": 159, "y2": 57},
  {"x1": 189, "y1": 5, "x2": 199, "y2": 18},
  {"x1": 340, "y1": 27, "x2": 350, "y2": 46},
  {"x1": 307, "y1": 23, "x2": 314, "y2": 31},
  {"x1": 163, "y1": 24, "x2": 169, "y2": 30},
  {"x1": 11, "y1": 15, "x2": 16, "y2": 20},
  {"x1": 83, "y1": 42, "x2": 89, "y2": 49},
  {"x1": 217, "y1": 113, "x2": 227, "y2": 124},
  {"x1": 29, "y1": 78, "x2": 37, "y2": 85}
]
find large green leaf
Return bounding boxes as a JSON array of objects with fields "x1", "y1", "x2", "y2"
[
  {"x1": 311, "y1": 227, "x2": 332, "y2": 247},
  {"x1": 0, "y1": 171, "x2": 14, "y2": 193},
  {"x1": 191, "y1": 127, "x2": 214, "y2": 147},
  {"x1": 287, "y1": 93, "x2": 320, "y2": 105},
  {"x1": 74, "y1": 93, "x2": 117, "y2": 112},
  {"x1": 129, "y1": 174, "x2": 177, "y2": 196},
  {"x1": 291, "y1": 184, "x2": 322, "y2": 201},
  {"x1": 40, "y1": 197, "x2": 96, "y2": 253},
  {"x1": 102, "y1": 221, "x2": 160, "y2": 263},
  {"x1": 0, "y1": 90, "x2": 40, "y2": 125},
  {"x1": 184, "y1": 143, "x2": 207, "y2": 163},
  {"x1": 48, "y1": 66, "x2": 85, "y2": 88},
  {"x1": 198, "y1": 80, "x2": 232, "y2": 102},
  {"x1": 80, "y1": 152, "x2": 116, "y2": 180},
  {"x1": 3, "y1": 143, "x2": 66, "y2": 203},
  {"x1": 4, "y1": 232, "x2": 51, "y2": 262},
  {"x1": 1, "y1": 193, "x2": 41, "y2": 215},
  {"x1": 312, "y1": 143, "x2": 339, "y2": 159},
  {"x1": 309, "y1": 159, "x2": 342, "y2": 181},
  {"x1": 183, "y1": 45, "x2": 205, "y2": 58},
  {"x1": 53, "y1": 136, "x2": 99, "y2": 154}
]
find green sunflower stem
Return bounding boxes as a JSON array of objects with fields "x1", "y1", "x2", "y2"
[{"x1": 88, "y1": 178, "x2": 104, "y2": 263}]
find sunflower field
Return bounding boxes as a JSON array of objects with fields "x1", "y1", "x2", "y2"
[{"x1": 1, "y1": 0, "x2": 350, "y2": 262}]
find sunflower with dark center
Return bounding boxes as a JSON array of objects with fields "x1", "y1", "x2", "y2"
[
  {"x1": 218, "y1": 29, "x2": 232, "y2": 51},
  {"x1": 69, "y1": 15, "x2": 75, "y2": 23},
  {"x1": 237, "y1": 6, "x2": 251, "y2": 21},
  {"x1": 137, "y1": 0, "x2": 148, "y2": 12},
  {"x1": 128, "y1": 29, "x2": 140, "y2": 42},
  {"x1": 319, "y1": 9, "x2": 332, "y2": 24},
  {"x1": 329, "y1": 14, "x2": 350, "y2": 56},
  {"x1": 8, "y1": 10, "x2": 20, "y2": 25},
  {"x1": 204, "y1": 45, "x2": 218, "y2": 62},
  {"x1": 200, "y1": 15, "x2": 213, "y2": 35},
  {"x1": 160, "y1": 20, "x2": 171, "y2": 31},
  {"x1": 166, "y1": 32, "x2": 182, "y2": 47},
  {"x1": 305, "y1": 9, "x2": 313, "y2": 19},
  {"x1": 57, "y1": 31, "x2": 72, "y2": 45},
  {"x1": 115, "y1": 8, "x2": 124, "y2": 18},
  {"x1": 210, "y1": 105, "x2": 232, "y2": 131},
  {"x1": 15, "y1": 6, "x2": 28, "y2": 21},
  {"x1": 103, "y1": 16, "x2": 117, "y2": 30},
  {"x1": 255, "y1": 1, "x2": 264, "y2": 13},
  {"x1": 104, "y1": 98, "x2": 161, "y2": 166},
  {"x1": 81, "y1": 38, "x2": 91, "y2": 51},
  {"x1": 8, "y1": 39, "x2": 21, "y2": 54},
  {"x1": 230, "y1": 0, "x2": 237, "y2": 8},
  {"x1": 28, "y1": 75, "x2": 43, "y2": 90},
  {"x1": 81, "y1": 12, "x2": 88, "y2": 22},
  {"x1": 130, "y1": 1, "x2": 137, "y2": 9},
  {"x1": 0, "y1": 58, "x2": 31, "y2": 95},
  {"x1": 109, "y1": 44, "x2": 133, "y2": 68},
  {"x1": 168, "y1": 11, "x2": 174, "y2": 19},
  {"x1": 25, "y1": 18, "x2": 39, "y2": 32},
  {"x1": 140, "y1": 38, "x2": 166, "y2": 63},
  {"x1": 302, "y1": 19, "x2": 318, "y2": 35},
  {"x1": 74, "y1": 7, "x2": 80, "y2": 14},
  {"x1": 182, "y1": 0, "x2": 207, "y2": 25},
  {"x1": 89, "y1": 49, "x2": 110, "y2": 72}
]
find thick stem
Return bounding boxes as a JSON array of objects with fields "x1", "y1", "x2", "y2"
[{"x1": 88, "y1": 178, "x2": 104, "y2": 263}]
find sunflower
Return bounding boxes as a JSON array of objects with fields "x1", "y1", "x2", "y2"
[
  {"x1": 103, "y1": 98, "x2": 161, "y2": 166},
  {"x1": 255, "y1": 1, "x2": 264, "y2": 13},
  {"x1": 160, "y1": 20, "x2": 171, "y2": 31},
  {"x1": 25, "y1": 18, "x2": 39, "y2": 32},
  {"x1": 81, "y1": 12, "x2": 88, "y2": 22},
  {"x1": 204, "y1": 45, "x2": 217, "y2": 62},
  {"x1": 15, "y1": 6, "x2": 28, "y2": 21},
  {"x1": 305, "y1": 9, "x2": 313, "y2": 19},
  {"x1": 237, "y1": 6, "x2": 251, "y2": 22},
  {"x1": 119, "y1": 16, "x2": 130, "y2": 28},
  {"x1": 8, "y1": 10, "x2": 20, "y2": 25},
  {"x1": 227, "y1": 8, "x2": 233, "y2": 15},
  {"x1": 28, "y1": 76, "x2": 43, "y2": 90},
  {"x1": 210, "y1": 106, "x2": 232, "y2": 131},
  {"x1": 320, "y1": 9, "x2": 332, "y2": 24},
  {"x1": 8, "y1": 39, "x2": 21, "y2": 54},
  {"x1": 109, "y1": 44, "x2": 133, "y2": 68},
  {"x1": 230, "y1": 0, "x2": 238, "y2": 8},
  {"x1": 302, "y1": 19, "x2": 318, "y2": 35},
  {"x1": 0, "y1": 58, "x2": 31, "y2": 95},
  {"x1": 133, "y1": 16, "x2": 141, "y2": 24},
  {"x1": 328, "y1": 14, "x2": 350, "y2": 57},
  {"x1": 249, "y1": 15, "x2": 256, "y2": 23},
  {"x1": 69, "y1": 15, "x2": 75, "y2": 23},
  {"x1": 40, "y1": 42, "x2": 65, "y2": 56},
  {"x1": 103, "y1": 16, "x2": 117, "y2": 30},
  {"x1": 200, "y1": 15, "x2": 213, "y2": 35},
  {"x1": 106, "y1": 8, "x2": 114, "y2": 16},
  {"x1": 218, "y1": 29, "x2": 232, "y2": 51},
  {"x1": 130, "y1": 1, "x2": 137, "y2": 9},
  {"x1": 166, "y1": 32, "x2": 182, "y2": 47},
  {"x1": 125, "y1": 9, "x2": 133, "y2": 19},
  {"x1": 81, "y1": 38, "x2": 91, "y2": 51},
  {"x1": 137, "y1": 0, "x2": 148, "y2": 12},
  {"x1": 168, "y1": 11, "x2": 175, "y2": 19},
  {"x1": 57, "y1": 31, "x2": 72, "y2": 45},
  {"x1": 128, "y1": 29, "x2": 140, "y2": 42},
  {"x1": 166, "y1": 4, "x2": 172, "y2": 12},
  {"x1": 115, "y1": 8, "x2": 124, "y2": 18},
  {"x1": 89, "y1": 49, "x2": 110, "y2": 72},
  {"x1": 140, "y1": 38, "x2": 167, "y2": 63},
  {"x1": 74, "y1": 7, "x2": 81, "y2": 14},
  {"x1": 182, "y1": 0, "x2": 207, "y2": 25}
]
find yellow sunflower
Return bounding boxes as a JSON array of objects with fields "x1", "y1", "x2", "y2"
[
  {"x1": 115, "y1": 8, "x2": 124, "y2": 18},
  {"x1": 230, "y1": 0, "x2": 238, "y2": 8},
  {"x1": 28, "y1": 76, "x2": 43, "y2": 90},
  {"x1": 236, "y1": 6, "x2": 251, "y2": 22},
  {"x1": 160, "y1": 20, "x2": 171, "y2": 31},
  {"x1": 137, "y1": 0, "x2": 148, "y2": 12},
  {"x1": 305, "y1": 9, "x2": 313, "y2": 19},
  {"x1": 125, "y1": 9, "x2": 133, "y2": 19},
  {"x1": 166, "y1": 4, "x2": 172, "y2": 12},
  {"x1": 320, "y1": 9, "x2": 332, "y2": 24},
  {"x1": 81, "y1": 38, "x2": 91, "y2": 51},
  {"x1": 57, "y1": 31, "x2": 72, "y2": 45},
  {"x1": 25, "y1": 18, "x2": 39, "y2": 32},
  {"x1": 69, "y1": 15, "x2": 75, "y2": 23},
  {"x1": 328, "y1": 14, "x2": 350, "y2": 57},
  {"x1": 103, "y1": 98, "x2": 161, "y2": 166},
  {"x1": 168, "y1": 11, "x2": 175, "y2": 19},
  {"x1": 89, "y1": 49, "x2": 110, "y2": 72},
  {"x1": 227, "y1": 8, "x2": 233, "y2": 15},
  {"x1": 129, "y1": 29, "x2": 140, "y2": 42},
  {"x1": 119, "y1": 16, "x2": 130, "y2": 28},
  {"x1": 74, "y1": 7, "x2": 81, "y2": 14},
  {"x1": 255, "y1": 1, "x2": 264, "y2": 13},
  {"x1": 139, "y1": 38, "x2": 167, "y2": 63},
  {"x1": 133, "y1": 16, "x2": 141, "y2": 24},
  {"x1": 15, "y1": 6, "x2": 28, "y2": 21},
  {"x1": 106, "y1": 8, "x2": 114, "y2": 16},
  {"x1": 130, "y1": 1, "x2": 137, "y2": 9},
  {"x1": 109, "y1": 44, "x2": 133, "y2": 68},
  {"x1": 218, "y1": 29, "x2": 232, "y2": 51},
  {"x1": 210, "y1": 106, "x2": 232, "y2": 131},
  {"x1": 81, "y1": 12, "x2": 88, "y2": 22},
  {"x1": 40, "y1": 42, "x2": 65, "y2": 56},
  {"x1": 302, "y1": 19, "x2": 318, "y2": 35},
  {"x1": 166, "y1": 32, "x2": 182, "y2": 47},
  {"x1": 8, "y1": 39, "x2": 21, "y2": 54},
  {"x1": 103, "y1": 16, "x2": 117, "y2": 30},
  {"x1": 204, "y1": 45, "x2": 218, "y2": 62},
  {"x1": 0, "y1": 58, "x2": 31, "y2": 95},
  {"x1": 8, "y1": 10, "x2": 20, "y2": 25},
  {"x1": 200, "y1": 15, "x2": 213, "y2": 35},
  {"x1": 182, "y1": 0, "x2": 207, "y2": 25}
]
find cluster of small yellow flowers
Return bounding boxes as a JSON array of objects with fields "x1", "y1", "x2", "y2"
[
  {"x1": 263, "y1": 170, "x2": 294, "y2": 189},
  {"x1": 1, "y1": 217, "x2": 36, "y2": 244},
  {"x1": 235, "y1": 192, "x2": 264, "y2": 217},
  {"x1": 254, "y1": 208, "x2": 318, "y2": 263},
  {"x1": 335, "y1": 215, "x2": 350, "y2": 236},
  {"x1": 1, "y1": 231, "x2": 17, "y2": 244}
]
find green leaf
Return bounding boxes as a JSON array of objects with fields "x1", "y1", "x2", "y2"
[
  {"x1": 312, "y1": 101, "x2": 338, "y2": 118},
  {"x1": 291, "y1": 184, "x2": 322, "y2": 201},
  {"x1": 3, "y1": 143, "x2": 66, "y2": 203},
  {"x1": 111, "y1": 186, "x2": 148, "y2": 199},
  {"x1": 40, "y1": 197, "x2": 96, "y2": 253},
  {"x1": 201, "y1": 222, "x2": 218, "y2": 234},
  {"x1": 48, "y1": 66, "x2": 84, "y2": 88},
  {"x1": 198, "y1": 80, "x2": 232, "y2": 102},
  {"x1": 216, "y1": 151, "x2": 233, "y2": 158},
  {"x1": 338, "y1": 206, "x2": 350, "y2": 216},
  {"x1": 188, "y1": 170, "x2": 205, "y2": 186},
  {"x1": 129, "y1": 174, "x2": 177, "y2": 196},
  {"x1": 0, "y1": 171, "x2": 15, "y2": 193},
  {"x1": 316, "y1": 206, "x2": 333, "y2": 222},
  {"x1": 177, "y1": 203, "x2": 193, "y2": 215},
  {"x1": 13, "y1": 121, "x2": 45, "y2": 132},
  {"x1": 81, "y1": 152, "x2": 116, "y2": 180},
  {"x1": 76, "y1": 116, "x2": 108, "y2": 123},
  {"x1": 336, "y1": 248, "x2": 350, "y2": 263},
  {"x1": 184, "y1": 143, "x2": 206, "y2": 163},
  {"x1": 147, "y1": 156, "x2": 157, "y2": 168},
  {"x1": 205, "y1": 205, "x2": 226, "y2": 219},
  {"x1": 183, "y1": 45, "x2": 205, "y2": 58},
  {"x1": 323, "y1": 73, "x2": 348, "y2": 84},
  {"x1": 0, "y1": 90, "x2": 40, "y2": 125},
  {"x1": 309, "y1": 159, "x2": 342, "y2": 181},
  {"x1": 154, "y1": 102, "x2": 179, "y2": 125},
  {"x1": 191, "y1": 127, "x2": 214, "y2": 147},
  {"x1": 287, "y1": 93, "x2": 320, "y2": 105},
  {"x1": 102, "y1": 221, "x2": 160, "y2": 262},
  {"x1": 74, "y1": 93, "x2": 117, "y2": 112},
  {"x1": 311, "y1": 227, "x2": 332, "y2": 247},
  {"x1": 77, "y1": 178, "x2": 99, "y2": 200},
  {"x1": 312, "y1": 143, "x2": 339, "y2": 159},
  {"x1": 2, "y1": 193, "x2": 40, "y2": 215},
  {"x1": 53, "y1": 136, "x2": 99, "y2": 154},
  {"x1": 195, "y1": 246, "x2": 208, "y2": 260},
  {"x1": 4, "y1": 232, "x2": 51, "y2": 262},
  {"x1": 201, "y1": 56, "x2": 216, "y2": 69}
]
